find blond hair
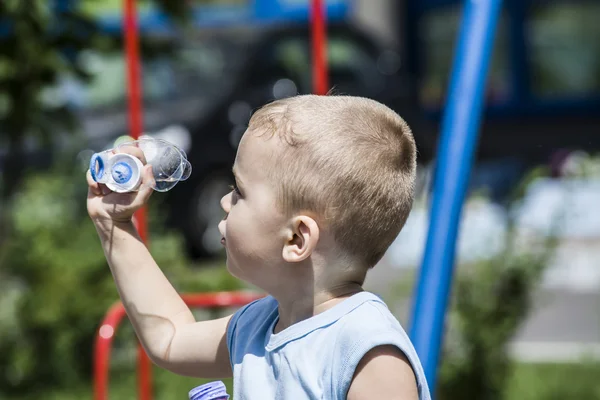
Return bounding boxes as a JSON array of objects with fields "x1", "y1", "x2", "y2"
[{"x1": 249, "y1": 95, "x2": 416, "y2": 268}]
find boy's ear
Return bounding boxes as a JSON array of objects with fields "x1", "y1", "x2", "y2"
[{"x1": 282, "y1": 216, "x2": 319, "y2": 263}]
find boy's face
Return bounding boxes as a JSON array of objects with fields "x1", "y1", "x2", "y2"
[{"x1": 218, "y1": 130, "x2": 288, "y2": 288}]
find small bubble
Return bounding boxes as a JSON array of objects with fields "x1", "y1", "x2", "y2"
[
  {"x1": 76, "y1": 149, "x2": 95, "y2": 172},
  {"x1": 114, "y1": 135, "x2": 135, "y2": 147}
]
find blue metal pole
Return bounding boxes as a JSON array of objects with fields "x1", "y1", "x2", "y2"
[{"x1": 409, "y1": 0, "x2": 504, "y2": 392}]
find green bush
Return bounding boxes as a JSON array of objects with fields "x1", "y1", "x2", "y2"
[
  {"x1": 0, "y1": 164, "x2": 243, "y2": 396},
  {"x1": 506, "y1": 362, "x2": 600, "y2": 400},
  {"x1": 378, "y1": 167, "x2": 600, "y2": 400},
  {"x1": 437, "y1": 234, "x2": 554, "y2": 400}
]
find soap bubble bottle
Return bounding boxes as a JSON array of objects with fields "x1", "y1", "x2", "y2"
[
  {"x1": 89, "y1": 137, "x2": 192, "y2": 193},
  {"x1": 188, "y1": 381, "x2": 230, "y2": 400}
]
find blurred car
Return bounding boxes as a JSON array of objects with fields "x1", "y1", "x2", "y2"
[
  {"x1": 165, "y1": 22, "x2": 413, "y2": 258},
  {"x1": 50, "y1": 22, "x2": 412, "y2": 259}
]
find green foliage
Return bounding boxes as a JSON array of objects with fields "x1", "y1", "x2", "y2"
[
  {"x1": 0, "y1": 0, "x2": 105, "y2": 196},
  {"x1": 10, "y1": 361, "x2": 600, "y2": 400},
  {"x1": 384, "y1": 165, "x2": 598, "y2": 399},
  {"x1": 0, "y1": 0, "x2": 191, "y2": 198},
  {"x1": 436, "y1": 168, "x2": 561, "y2": 400},
  {"x1": 9, "y1": 369, "x2": 233, "y2": 400},
  {"x1": 0, "y1": 2, "x2": 223, "y2": 396},
  {"x1": 79, "y1": 0, "x2": 191, "y2": 22},
  {"x1": 0, "y1": 163, "x2": 243, "y2": 396},
  {"x1": 506, "y1": 362, "x2": 600, "y2": 400},
  {"x1": 437, "y1": 238, "x2": 554, "y2": 400}
]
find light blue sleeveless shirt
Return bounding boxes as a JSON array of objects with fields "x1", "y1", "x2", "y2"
[{"x1": 227, "y1": 292, "x2": 431, "y2": 399}]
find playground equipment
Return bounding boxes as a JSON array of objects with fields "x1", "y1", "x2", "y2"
[
  {"x1": 409, "y1": 0, "x2": 504, "y2": 385},
  {"x1": 93, "y1": 292, "x2": 263, "y2": 400}
]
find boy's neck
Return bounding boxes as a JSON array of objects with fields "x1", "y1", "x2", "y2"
[{"x1": 272, "y1": 281, "x2": 364, "y2": 334}]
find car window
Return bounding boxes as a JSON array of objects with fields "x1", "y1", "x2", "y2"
[
  {"x1": 327, "y1": 36, "x2": 385, "y2": 95},
  {"x1": 65, "y1": 47, "x2": 180, "y2": 110},
  {"x1": 528, "y1": 1, "x2": 600, "y2": 98},
  {"x1": 268, "y1": 31, "x2": 384, "y2": 95},
  {"x1": 418, "y1": 4, "x2": 511, "y2": 109},
  {"x1": 58, "y1": 37, "x2": 237, "y2": 111},
  {"x1": 270, "y1": 36, "x2": 313, "y2": 93}
]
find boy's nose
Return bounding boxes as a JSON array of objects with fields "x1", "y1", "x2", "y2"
[{"x1": 221, "y1": 192, "x2": 231, "y2": 214}]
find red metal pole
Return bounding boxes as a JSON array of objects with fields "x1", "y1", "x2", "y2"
[
  {"x1": 310, "y1": 0, "x2": 329, "y2": 95},
  {"x1": 123, "y1": 0, "x2": 148, "y2": 243},
  {"x1": 124, "y1": 0, "x2": 144, "y2": 141},
  {"x1": 137, "y1": 342, "x2": 152, "y2": 400},
  {"x1": 93, "y1": 303, "x2": 128, "y2": 400},
  {"x1": 123, "y1": 0, "x2": 152, "y2": 398}
]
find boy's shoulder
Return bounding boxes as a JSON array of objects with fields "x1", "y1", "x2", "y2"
[
  {"x1": 229, "y1": 291, "x2": 397, "y2": 333},
  {"x1": 229, "y1": 294, "x2": 277, "y2": 327},
  {"x1": 228, "y1": 292, "x2": 430, "y2": 399},
  {"x1": 330, "y1": 294, "x2": 430, "y2": 400},
  {"x1": 336, "y1": 292, "x2": 397, "y2": 329},
  {"x1": 228, "y1": 291, "x2": 404, "y2": 353},
  {"x1": 227, "y1": 295, "x2": 277, "y2": 350},
  {"x1": 328, "y1": 293, "x2": 409, "y2": 362}
]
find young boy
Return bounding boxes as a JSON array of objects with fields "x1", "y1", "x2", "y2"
[{"x1": 87, "y1": 95, "x2": 431, "y2": 399}]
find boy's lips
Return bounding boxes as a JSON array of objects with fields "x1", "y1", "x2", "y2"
[{"x1": 218, "y1": 221, "x2": 226, "y2": 245}]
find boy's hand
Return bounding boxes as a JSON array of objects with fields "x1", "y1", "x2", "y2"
[{"x1": 86, "y1": 145, "x2": 155, "y2": 224}]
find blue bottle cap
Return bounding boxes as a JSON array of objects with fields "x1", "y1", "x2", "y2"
[
  {"x1": 90, "y1": 153, "x2": 105, "y2": 182},
  {"x1": 111, "y1": 161, "x2": 133, "y2": 184},
  {"x1": 189, "y1": 381, "x2": 229, "y2": 400}
]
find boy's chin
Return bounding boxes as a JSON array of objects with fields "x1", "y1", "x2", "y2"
[
  {"x1": 225, "y1": 258, "x2": 244, "y2": 280},
  {"x1": 225, "y1": 258, "x2": 262, "y2": 289}
]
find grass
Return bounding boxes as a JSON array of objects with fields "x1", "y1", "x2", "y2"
[
  {"x1": 106, "y1": 369, "x2": 234, "y2": 400},
  {"x1": 505, "y1": 361, "x2": 600, "y2": 399},
  {"x1": 10, "y1": 368, "x2": 233, "y2": 400},
  {"x1": 8, "y1": 362, "x2": 600, "y2": 399}
]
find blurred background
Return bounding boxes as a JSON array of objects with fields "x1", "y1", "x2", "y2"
[{"x1": 0, "y1": 0, "x2": 599, "y2": 399}]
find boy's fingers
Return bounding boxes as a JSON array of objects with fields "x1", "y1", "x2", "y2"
[
  {"x1": 86, "y1": 170, "x2": 102, "y2": 196},
  {"x1": 141, "y1": 165, "x2": 155, "y2": 192},
  {"x1": 87, "y1": 169, "x2": 112, "y2": 196},
  {"x1": 116, "y1": 145, "x2": 147, "y2": 165},
  {"x1": 132, "y1": 165, "x2": 155, "y2": 208}
]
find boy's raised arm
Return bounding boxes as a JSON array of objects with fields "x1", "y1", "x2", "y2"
[
  {"x1": 87, "y1": 147, "x2": 232, "y2": 379},
  {"x1": 94, "y1": 219, "x2": 233, "y2": 378}
]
